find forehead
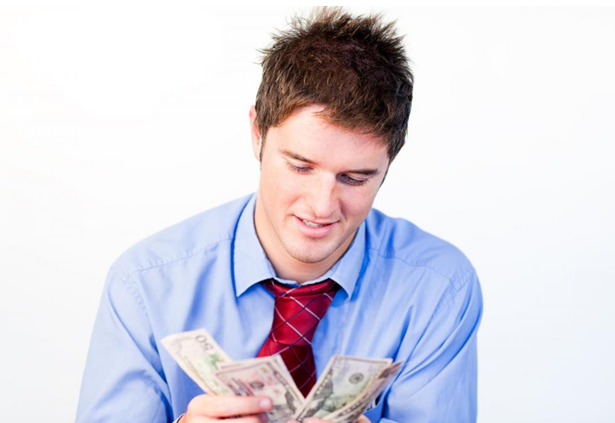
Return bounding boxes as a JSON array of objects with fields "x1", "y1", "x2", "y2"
[{"x1": 268, "y1": 105, "x2": 389, "y2": 168}]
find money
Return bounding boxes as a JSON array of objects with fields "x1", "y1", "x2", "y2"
[
  {"x1": 163, "y1": 328, "x2": 402, "y2": 423},
  {"x1": 326, "y1": 362, "x2": 403, "y2": 423},
  {"x1": 295, "y1": 355, "x2": 392, "y2": 421},
  {"x1": 161, "y1": 328, "x2": 234, "y2": 395},
  {"x1": 214, "y1": 356, "x2": 305, "y2": 423},
  {"x1": 218, "y1": 355, "x2": 297, "y2": 387}
]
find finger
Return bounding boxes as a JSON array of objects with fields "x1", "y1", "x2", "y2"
[
  {"x1": 224, "y1": 416, "x2": 268, "y2": 423},
  {"x1": 188, "y1": 395, "x2": 273, "y2": 418}
]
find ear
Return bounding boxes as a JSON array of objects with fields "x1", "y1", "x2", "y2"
[{"x1": 249, "y1": 105, "x2": 262, "y2": 161}]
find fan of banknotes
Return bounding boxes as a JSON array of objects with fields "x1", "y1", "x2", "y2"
[{"x1": 162, "y1": 328, "x2": 402, "y2": 423}]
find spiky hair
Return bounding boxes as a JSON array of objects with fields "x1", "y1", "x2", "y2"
[{"x1": 255, "y1": 7, "x2": 413, "y2": 161}]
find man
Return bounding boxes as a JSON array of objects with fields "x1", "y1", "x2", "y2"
[{"x1": 77, "y1": 7, "x2": 482, "y2": 423}]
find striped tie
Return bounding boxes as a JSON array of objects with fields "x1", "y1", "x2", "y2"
[{"x1": 257, "y1": 278, "x2": 340, "y2": 396}]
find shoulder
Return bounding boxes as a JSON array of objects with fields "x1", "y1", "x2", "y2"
[
  {"x1": 364, "y1": 207, "x2": 476, "y2": 288},
  {"x1": 108, "y1": 194, "x2": 252, "y2": 280}
]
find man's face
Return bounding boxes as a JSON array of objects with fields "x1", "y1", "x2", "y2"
[{"x1": 251, "y1": 104, "x2": 390, "y2": 279}]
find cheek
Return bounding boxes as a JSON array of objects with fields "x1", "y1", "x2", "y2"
[
  {"x1": 264, "y1": 164, "x2": 303, "y2": 207},
  {"x1": 341, "y1": 188, "x2": 378, "y2": 220}
]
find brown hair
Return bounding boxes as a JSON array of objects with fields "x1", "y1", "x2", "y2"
[{"x1": 255, "y1": 7, "x2": 413, "y2": 161}]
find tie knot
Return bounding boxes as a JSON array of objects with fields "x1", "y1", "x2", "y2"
[{"x1": 264, "y1": 279, "x2": 339, "y2": 346}]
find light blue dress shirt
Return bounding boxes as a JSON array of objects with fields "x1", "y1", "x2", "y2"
[{"x1": 76, "y1": 193, "x2": 483, "y2": 423}]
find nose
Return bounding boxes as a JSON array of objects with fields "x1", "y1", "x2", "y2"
[{"x1": 307, "y1": 174, "x2": 339, "y2": 220}]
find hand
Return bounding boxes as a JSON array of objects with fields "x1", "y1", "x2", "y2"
[
  {"x1": 285, "y1": 415, "x2": 370, "y2": 423},
  {"x1": 179, "y1": 394, "x2": 273, "y2": 422}
]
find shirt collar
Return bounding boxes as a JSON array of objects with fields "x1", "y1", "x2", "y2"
[{"x1": 233, "y1": 193, "x2": 365, "y2": 297}]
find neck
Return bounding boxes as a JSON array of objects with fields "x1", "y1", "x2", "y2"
[{"x1": 275, "y1": 263, "x2": 331, "y2": 284}]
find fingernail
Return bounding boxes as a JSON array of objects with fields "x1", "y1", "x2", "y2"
[
  {"x1": 259, "y1": 398, "x2": 272, "y2": 409},
  {"x1": 259, "y1": 412, "x2": 269, "y2": 422}
]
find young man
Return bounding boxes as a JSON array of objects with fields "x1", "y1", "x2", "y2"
[{"x1": 77, "y1": 8, "x2": 482, "y2": 423}]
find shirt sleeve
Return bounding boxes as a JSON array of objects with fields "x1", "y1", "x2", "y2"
[
  {"x1": 373, "y1": 270, "x2": 483, "y2": 423},
  {"x1": 76, "y1": 265, "x2": 175, "y2": 423}
]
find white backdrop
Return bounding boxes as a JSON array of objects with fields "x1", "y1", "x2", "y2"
[{"x1": 1, "y1": 4, "x2": 614, "y2": 422}]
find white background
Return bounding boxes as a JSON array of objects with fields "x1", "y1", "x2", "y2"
[{"x1": 1, "y1": 4, "x2": 614, "y2": 422}]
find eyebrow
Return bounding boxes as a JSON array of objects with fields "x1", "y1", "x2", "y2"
[{"x1": 280, "y1": 148, "x2": 380, "y2": 176}]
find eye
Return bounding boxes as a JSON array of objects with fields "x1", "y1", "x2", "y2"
[
  {"x1": 286, "y1": 162, "x2": 311, "y2": 173},
  {"x1": 340, "y1": 174, "x2": 369, "y2": 186}
]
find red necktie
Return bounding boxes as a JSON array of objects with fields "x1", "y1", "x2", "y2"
[{"x1": 257, "y1": 278, "x2": 340, "y2": 396}]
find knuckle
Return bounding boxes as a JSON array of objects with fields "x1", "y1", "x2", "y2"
[
  {"x1": 186, "y1": 394, "x2": 217, "y2": 416},
  {"x1": 209, "y1": 397, "x2": 232, "y2": 416},
  {"x1": 233, "y1": 417, "x2": 263, "y2": 423},
  {"x1": 194, "y1": 394, "x2": 211, "y2": 406},
  {"x1": 185, "y1": 394, "x2": 266, "y2": 418}
]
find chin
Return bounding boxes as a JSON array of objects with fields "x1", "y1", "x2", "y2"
[{"x1": 286, "y1": 244, "x2": 337, "y2": 264}]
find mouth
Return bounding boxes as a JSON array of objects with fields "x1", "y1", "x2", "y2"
[
  {"x1": 302, "y1": 219, "x2": 332, "y2": 228},
  {"x1": 295, "y1": 216, "x2": 338, "y2": 238}
]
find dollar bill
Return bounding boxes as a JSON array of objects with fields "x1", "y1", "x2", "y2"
[
  {"x1": 325, "y1": 361, "x2": 403, "y2": 423},
  {"x1": 295, "y1": 355, "x2": 392, "y2": 421},
  {"x1": 217, "y1": 358, "x2": 259, "y2": 370},
  {"x1": 163, "y1": 327, "x2": 400, "y2": 423},
  {"x1": 217, "y1": 354, "x2": 297, "y2": 390},
  {"x1": 161, "y1": 328, "x2": 234, "y2": 395},
  {"x1": 214, "y1": 356, "x2": 305, "y2": 423}
]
